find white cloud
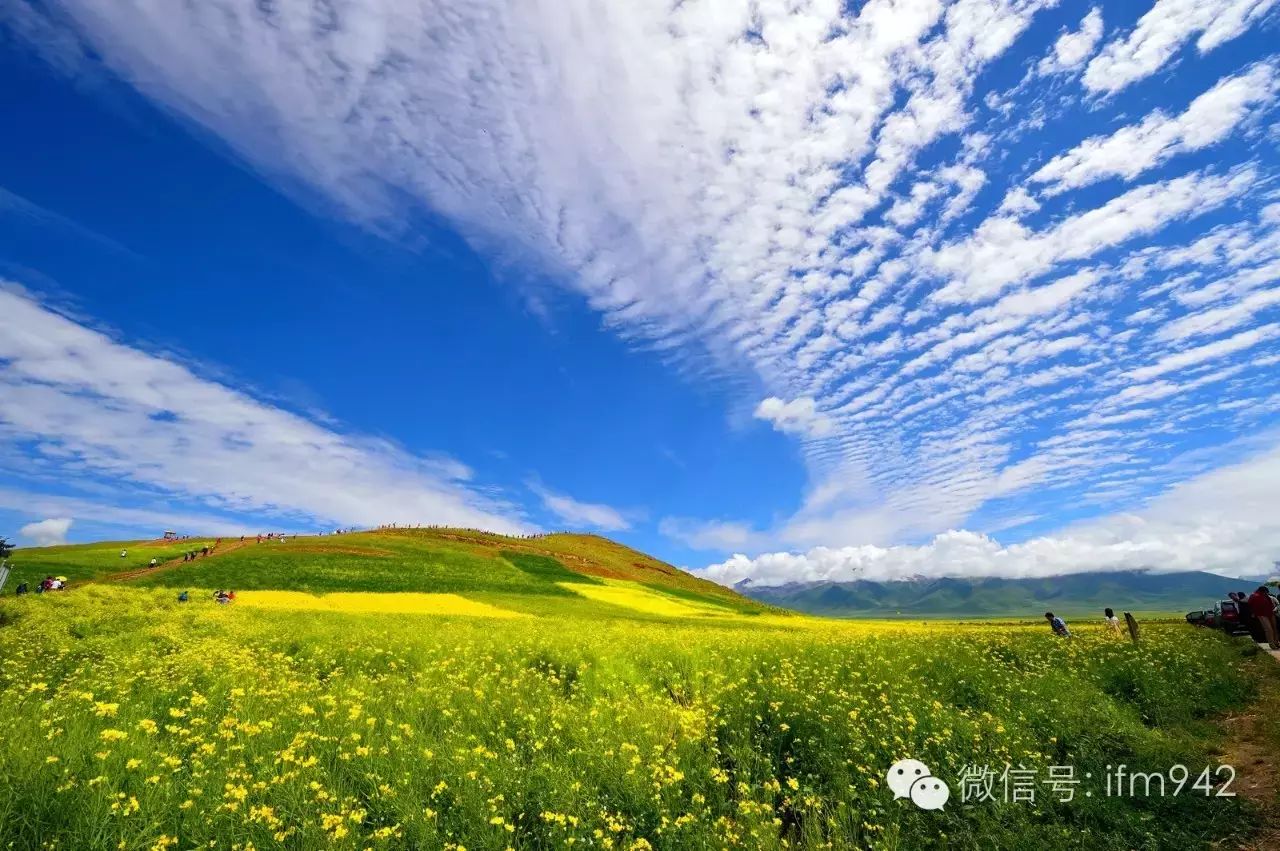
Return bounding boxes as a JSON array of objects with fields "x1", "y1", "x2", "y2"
[
  {"x1": 0, "y1": 488, "x2": 251, "y2": 536},
  {"x1": 0, "y1": 288, "x2": 524, "y2": 533},
  {"x1": 1032, "y1": 61, "x2": 1278, "y2": 195},
  {"x1": 1038, "y1": 7, "x2": 1104, "y2": 75},
  {"x1": 1127, "y1": 322, "x2": 1279, "y2": 380},
  {"x1": 528, "y1": 482, "x2": 630, "y2": 532},
  {"x1": 885, "y1": 181, "x2": 942, "y2": 228},
  {"x1": 0, "y1": 0, "x2": 93, "y2": 77},
  {"x1": 754, "y1": 397, "x2": 835, "y2": 439},
  {"x1": 1156, "y1": 285, "x2": 1280, "y2": 341},
  {"x1": 18, "y1": 517, "x2": 72, "y2": 547},
  {"x1": 704, "y1": 433, "x2": 1280, "y2": 584},
  {"x1": 1083, "y1": 0, "x2": 1277, "y2": 94},
  {"x1": 929, "y1": 167, "x2": 1252, "y2": 303},
  {"x1": 658, "y1": 517, "x2": 766, "y2": 553},
  {"x1": 997, "y1": 186, "x2": 1040, "y2": 216}
]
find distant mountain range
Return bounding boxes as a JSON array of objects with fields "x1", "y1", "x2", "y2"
[{"x1": 736, "y1": 570, "x2": 1269, "y2": 618}]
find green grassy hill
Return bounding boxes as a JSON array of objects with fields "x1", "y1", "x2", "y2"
[
  {"x1": 3, "y1": 538, "x2": 220, "y2": 586},
  {"x1": 5, "y1": 528, "x2": 767, "y2": 619}
]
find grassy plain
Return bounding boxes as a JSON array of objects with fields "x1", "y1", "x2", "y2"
[{"x1": 0, "y1": 531, "x2": 1275, "y2": 850}]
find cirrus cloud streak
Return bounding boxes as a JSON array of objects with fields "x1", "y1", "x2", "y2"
[{"x1": 0, "y1": 286, "x2": 525, "y2": 534}]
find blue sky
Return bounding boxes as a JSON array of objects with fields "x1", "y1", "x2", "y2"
[{"x1": 2, "y1": 0, "x2": 1279, "y2": 583}]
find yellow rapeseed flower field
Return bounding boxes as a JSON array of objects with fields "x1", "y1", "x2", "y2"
[
  {"x1": 0, "y1": 583, "x2": 1274, "y2": 850},
  {"x1": 237, "y1": 590, "x2": 526, "y2": 618},
  {"x1": 558, "y1": 579, "x2": 735, "y2": 618}
]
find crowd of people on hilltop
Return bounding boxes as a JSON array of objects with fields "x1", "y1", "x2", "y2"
[
  {"x1": 368, "y1": 524, "x2": 574, "y2": 540},
  {"x1": 245, "y1": 533, "x2": 292, "y2": 544},
  {"x1": 1045, "y1": 586, "x2": 1280, "y2": 650},
  {"x1": 227, "y1": 523, "x2": 586, "y2": 539}
]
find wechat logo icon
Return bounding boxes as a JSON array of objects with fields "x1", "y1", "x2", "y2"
[{"x1": 887, "y1": 758, "x2": 950, "y2": 811}]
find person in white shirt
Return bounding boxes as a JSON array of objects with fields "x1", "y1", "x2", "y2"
[{"x1": 1103, "y1": 608, "x2": 1121, "y2": 633}]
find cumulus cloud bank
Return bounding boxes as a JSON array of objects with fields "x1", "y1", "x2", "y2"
[
  {"x1": 18, "y1": 517, "x2": 72, "y2": 547},
  {"x1": 705, "y1": 437, "x2": 1280, "y2": 584},
  {"x1": 6, "y1": 0, "x2": 1280, "y2": 578}
]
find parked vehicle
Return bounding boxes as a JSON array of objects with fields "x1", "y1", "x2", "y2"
[
  {"x1": 1215, "y1": 599, "x2": 1252, "y2": 635},
  {"x1": 1187, "y1": 606, "x2": 1225, "y2": 630}
]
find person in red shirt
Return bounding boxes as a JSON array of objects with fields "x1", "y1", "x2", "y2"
[{"x1": 1248, "y1": 586, "x2": 1279, "y2": 650}]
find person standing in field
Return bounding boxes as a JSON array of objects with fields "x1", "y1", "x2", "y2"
[
  {"x1": 1045, "y1": 612, "x2": 1070, "y2": 637},
  {"x1": 1248, "y1": 586, "x2": 1279, "y2": 650},
  {"x1": 1103, "y1": 608, "x2": 1121, "y2": 633},
  {"x1": 1232, "y1": 592, "x2": 1263, "y2": 642}
]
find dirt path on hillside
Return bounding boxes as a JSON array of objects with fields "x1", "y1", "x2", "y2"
[
  {"x1": 102, "y1": 540, "x2": 249, "y2": 583},
  {"x1": 1214, "y1": 656, "x2": 1280, "y2": 849}
]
